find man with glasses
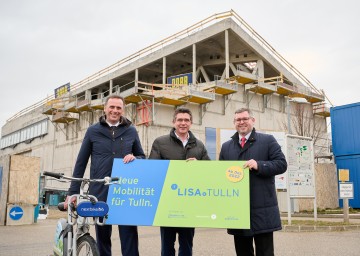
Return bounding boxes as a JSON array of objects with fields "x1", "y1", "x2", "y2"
[
  {"x1": 149, "y1": 107, "x2": 210, "y2": 256},
  {"x1": 220, "y1": 108, "x2": 287, "y2": 256}
]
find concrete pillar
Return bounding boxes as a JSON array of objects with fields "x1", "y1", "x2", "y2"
[
  {"x1": 225, "y1": 29, "x2": 230, "y2": 79},
  {"x1": 256, "y1": 60, "x2": 264, "y2": 78},
  {"x1": 193, "y1": 44, "x2": 196, "y2": 85},
  {"x1": 109, "y1": 79, "x2": 113, "y2": 95},
  {"x1": 135, "y1": 69, "x2": 138, "y2": 89},
  {"x1": 85, "y1": 90, "x2": 91, "y2": 100},
  {"x1": 163, "y1": 57, "x2": 166, "y2": 84}
]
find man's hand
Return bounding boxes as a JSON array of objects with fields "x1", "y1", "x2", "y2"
[
  {"x1": 186, "y1": 157, "x2": 197, "y2": 161},
  {"x1": 63, "y1": 195, "x2": 77, "y2": 210},
  {"x1": 123, "y1": 154, "x2": 136, "y2": 163},
  {"x1": 243, "y1": 159, "x2": 258, "y2": 171}
]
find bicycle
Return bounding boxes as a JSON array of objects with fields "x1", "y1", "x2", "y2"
[{"x1": 43, "y1": 171, "x2": 119, "y2": 256}]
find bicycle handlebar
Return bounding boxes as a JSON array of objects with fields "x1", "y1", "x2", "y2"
[
  {"x1": 43, "y1": 171, "x2": 63, "y2": 179},
  {"x1": 43, "y1": 171, "x2": 119, "y2": 184},
  {"x1": 58, "y1": 202, "x2": 66, "y2": 212}
]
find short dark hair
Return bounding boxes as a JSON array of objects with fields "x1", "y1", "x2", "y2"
[
  {"x1": 235, "y1": 108, "x2": 253, "y2": 116},
  {"x1": 173, "y1": 107, "x2": 193, "y2": 122},
  {"x1": 105, "y1": 94, "x2": 125, "y2": 106}
]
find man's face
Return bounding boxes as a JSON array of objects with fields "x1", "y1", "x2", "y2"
[
  {"x1": 234, "y1": 111, "x2": 255, "y2": 136},
  {"x1": 104, "y1": 98, "x2": 124, "y2": 125},
  {"x1": 173, "y1": 113, "x2": 192, "y2": 136}
]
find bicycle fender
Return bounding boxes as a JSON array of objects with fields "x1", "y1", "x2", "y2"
[
  {"x1": 53, "y1": 219, "x2": 72, "y2": 256},
  {"x1": 77, "y1": 201, "x2": 109, "y2": 217}
]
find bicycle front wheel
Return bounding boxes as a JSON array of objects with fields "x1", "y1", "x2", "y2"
[{"x1": 77, "y1": 235, "x2": 99, "y2": 256}]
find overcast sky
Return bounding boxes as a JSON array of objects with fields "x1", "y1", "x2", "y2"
[{"x1": 1, "y1": 0, "x2": 359, "y2": 132}]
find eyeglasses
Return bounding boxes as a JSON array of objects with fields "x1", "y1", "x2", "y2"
[{"x1": 234, "y1": 117, "x2": 252, "y2": 123}]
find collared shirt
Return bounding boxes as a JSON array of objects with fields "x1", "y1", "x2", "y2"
[
  {"x1": 106, "y1": 121, "x2": 120, "y2": 128},
  {"x1": 238, "y1": 132, "x2": 251, "y2": 144},
  {"x1": 174, "y1": 131, "x2": 189, "y2": 147}
]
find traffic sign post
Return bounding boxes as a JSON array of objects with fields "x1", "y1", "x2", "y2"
[
  {"x1": 338, "y1": 169, "x2": 352, "y2": 224},
  {"x1": 339, "y1": 182, "x2": 354, "y2": 198},
  {"x1": 339, "y1": 169, "x2": 350, "y2": 183}
]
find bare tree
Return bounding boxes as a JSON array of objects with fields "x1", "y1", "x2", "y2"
[
  {"x1": 292, "y1": 104, "x2": 323, "y2": 145},
  {"x1": 282, "y1": 103, "x2": 329, "y2": 158}
]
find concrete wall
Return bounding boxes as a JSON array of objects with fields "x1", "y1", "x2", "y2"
[
  {"x1": 0, "y1": 155, "x2": 10, "y2": 225},
  {"x1": 0, "y1": 88, "x2": 330, "y2": 195},
  {"x1": 1, "y1": 107, "x2": 45, "y2": 136},
  {"x1": 298, "y1": 163, "x2": 339, "y2": 211}
]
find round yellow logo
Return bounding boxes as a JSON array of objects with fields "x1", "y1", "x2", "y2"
[{"x1": 226, "y1": 166, "x2": 244, "y2": 182}]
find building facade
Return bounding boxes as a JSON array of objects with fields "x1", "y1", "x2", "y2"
[{"x1": 0, "y1": 11, "x2": 331, "y2": 203}]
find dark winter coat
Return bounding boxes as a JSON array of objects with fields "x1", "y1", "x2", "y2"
[
  {"x1": 68, "y1": 116, "x2": 145, "y2": 201},
  {"x1": 149, "y1": 128, "x2": 210, "y2": 160},
  {"x1": 219, "y1": 128, "x2": 287, "y2": 236}
]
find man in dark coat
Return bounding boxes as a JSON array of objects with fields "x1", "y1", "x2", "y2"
[
  {"x1": 149, "y1": 107, "x2": 210, "y2": 256},
  {"x1": 67, "y1": 94, "x2": 145, "y2": 256},
  {"x1": 219, "y1": 108, "x2": 287, "y2": 256}
]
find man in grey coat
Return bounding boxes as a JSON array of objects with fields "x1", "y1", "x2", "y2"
[
  {"x1": 220, "y1": 108, "x2": 287, "y2": 256},
  {"x1": 149, "y1": 107, "x2": 210, "y2": 256}
]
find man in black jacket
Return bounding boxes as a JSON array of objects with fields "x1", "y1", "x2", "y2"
[
  {"x1": 67, "y1": 94, "x2": 145, "y2": 256},
  {"x1": 220, "y1": 108, "x2": 287, "y2": 256},
  {"x1": 149, "y1": 107, "x2": 210, "y2": 256}
]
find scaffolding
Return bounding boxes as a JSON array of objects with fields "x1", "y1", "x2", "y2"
[{"x1": 10, "y1": 9, "x2": 331, "y2": 126}]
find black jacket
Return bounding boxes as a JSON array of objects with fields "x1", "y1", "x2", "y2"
[
  {"x1": 219, "y1": 128, "x2": 287, "y2": 236},
  {"x1": 149, "y1": 128, "x2": 210, "y2": 160},
  {"x1": 68, "y1": 116, "x2": 145, "y2": 201}
]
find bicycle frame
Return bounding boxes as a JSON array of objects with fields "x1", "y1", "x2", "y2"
[
  {"x1": 65, "y1": 188, "x2": 107, "y2": 255},
  {"x1": 43, "y1": 172, "x2": 117, "y2": 256}
]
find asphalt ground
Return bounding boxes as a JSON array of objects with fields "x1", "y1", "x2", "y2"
[{"x1": 1, "y1": 216, "x2": 360, "y2": 256}]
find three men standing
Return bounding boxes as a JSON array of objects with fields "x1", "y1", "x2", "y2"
[{"x1": 68, "y1": 97, "x2": 285, "y2": 256}]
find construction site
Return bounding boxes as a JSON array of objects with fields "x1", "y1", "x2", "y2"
[{"x1": 0, "y1": 10, "x2": 335, "y2": 225}]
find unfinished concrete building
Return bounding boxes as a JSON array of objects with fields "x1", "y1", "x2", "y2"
[{"x1": 0, "y1": 10, "x2": 331, "y2": 205}]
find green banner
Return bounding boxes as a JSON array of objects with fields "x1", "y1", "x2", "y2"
[{"x1": 107, "y1": 159, "x2": 250, "y2": 229}]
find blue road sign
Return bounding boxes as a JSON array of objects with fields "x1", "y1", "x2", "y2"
[{"x1": 9, "y1": 206, "x2": 23, "y2": 221}]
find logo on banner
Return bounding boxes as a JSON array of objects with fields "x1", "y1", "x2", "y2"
[{"x1": 226, "y1": 166, "x2": 244, "y2": 182}]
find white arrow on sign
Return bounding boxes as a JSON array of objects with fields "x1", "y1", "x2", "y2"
[{"x1": 10, "y1": 210, "x2": 23, "y2": 217}]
